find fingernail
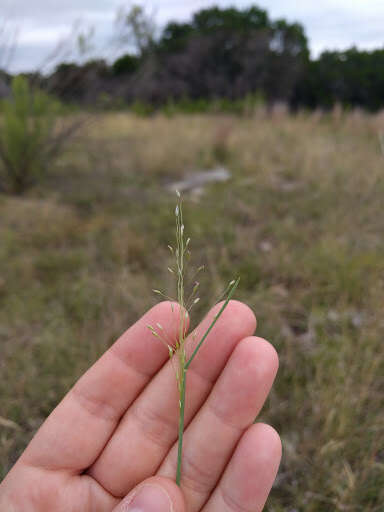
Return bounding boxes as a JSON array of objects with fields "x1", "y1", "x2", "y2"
[{"x1": 125, "y1": 484, "x2": 173, "y2": 512}]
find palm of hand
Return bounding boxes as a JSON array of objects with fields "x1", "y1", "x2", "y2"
[{"x1": 0, "y1": 301, "x2": 281, "y2": 512}]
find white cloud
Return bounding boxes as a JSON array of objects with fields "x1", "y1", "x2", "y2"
[
  {"x1": 256, "y1": 0, "x2": 384, "y2": 56},
  {"x1": 17, "y1": 27, "x2": 70, "y2": 45}
]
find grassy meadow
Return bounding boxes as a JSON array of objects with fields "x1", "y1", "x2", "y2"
[{"x1": 0, "y1": 110, "x2": 384, "y2": 510}]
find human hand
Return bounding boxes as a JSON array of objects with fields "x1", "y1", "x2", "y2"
[{"x1": 0, "y1": 301, "x2": 281, "y2": 512}]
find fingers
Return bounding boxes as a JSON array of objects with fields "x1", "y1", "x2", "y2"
[
  {"x1": 203, "y1": 424, "x2": 282, "y2": 512},
  {"x1": 158, "y1": 337, "x2": 279, "y2": 511},
  {"x1": 113, "y1": 477, "x2": 185, "y2": 512},
  {"x1": 88, "y1": 300, "x2": 256, "y2": 497},
  {"x1": 21, "y1": 302, "x2": 188, "y2": 472}
]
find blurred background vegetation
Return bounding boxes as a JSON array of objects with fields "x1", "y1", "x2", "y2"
[{"x1": 0, "y1": 3, "x2": 384, "y2": 512}]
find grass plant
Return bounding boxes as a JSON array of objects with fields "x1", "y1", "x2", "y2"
[{"x1": 148, "y1": 191, "x2": 239, "y2": 485}]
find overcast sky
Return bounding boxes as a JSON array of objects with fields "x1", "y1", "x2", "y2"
[{"x1": 1, "y1": 0, "x2": 384, "y2": 72}]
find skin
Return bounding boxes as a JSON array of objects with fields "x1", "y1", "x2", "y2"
[{"x1": 0, "y1": 300, "x2": 281, "y2": 512}]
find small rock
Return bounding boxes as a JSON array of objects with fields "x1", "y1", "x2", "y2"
[
  {"x1": 327, "y1": 310, "x2": 340, "y2": 322},
  {"x1": 351, "y1": 311, "x2": 364, "y2": 328},
  {"x1": 260, "y1": 240, "x2": 273, "y2": 252},
  {"x1": 270, "y1": 284, "x2": 289, "y2": 298},
  {"x1": 167, "y1": 167, "x2": 231, "y2": 196}
]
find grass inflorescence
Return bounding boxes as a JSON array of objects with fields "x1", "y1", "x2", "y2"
[{"x1": 148, "y1": 191, "x2": 239, "y2": 485}]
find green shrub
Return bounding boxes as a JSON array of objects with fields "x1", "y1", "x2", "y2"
[
  {"x1": 0, "y1": 76, "x2": 76, "y2": 194},
  {"x1": 158, "y1": 92, "x2": 265, "y2": 116},
  {"x1": 130, "y1": 99, "x2": 156, "y2": 117}
]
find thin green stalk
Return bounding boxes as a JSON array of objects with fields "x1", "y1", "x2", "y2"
[
  {"x1": 175, "y1": 277, "x2": 240, "y2": 486},
  {"x1": 176, "y1": 368, "x2": 186, "y2": 486}
]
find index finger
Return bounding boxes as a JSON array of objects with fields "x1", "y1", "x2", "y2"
[{"x1": 20, "y1": 301, "x2": 188, "y2": 473}]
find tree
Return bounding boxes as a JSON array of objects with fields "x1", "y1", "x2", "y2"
[
  {"x1": 295, "y1": 48, "x2": 384, "y2": 111},
  {"x1": 115, "y1": 4, "x2": 156, "y2": 58},
  {"x1": 145, "y1": 6, "x2": 309, "y2": 104},
  {"x1": 47, "y1": 59, "x2": 111, "y2": 104},
  {"x1": 265, "y1": 20, "x2": 309, "y2": 103},
  {"x1": 192, "y1": 6, "x2": 269, "y2": 33},
  {"x1": 112, "y1": 53, "x2": 140, "y2": 76}
]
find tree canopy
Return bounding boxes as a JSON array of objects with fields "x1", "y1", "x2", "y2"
[{"x1": 29, "y1": 4, "x2": 384, "y2": 111}]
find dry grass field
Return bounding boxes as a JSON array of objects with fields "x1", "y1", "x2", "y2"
[{"x1": 1, "y1": 110, "x2": 384, "y2": 510}]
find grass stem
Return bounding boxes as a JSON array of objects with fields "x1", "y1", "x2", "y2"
[
  {"x1": 176, "y1": 368, "x2": 186, "y2": 486},
  {"x1": 175, "y1": 277, "x2": 239, "y2": 486}
]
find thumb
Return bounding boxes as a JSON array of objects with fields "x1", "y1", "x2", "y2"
[{"x1": 112, "y1": 476, "x2": 186, "y2": 512}]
